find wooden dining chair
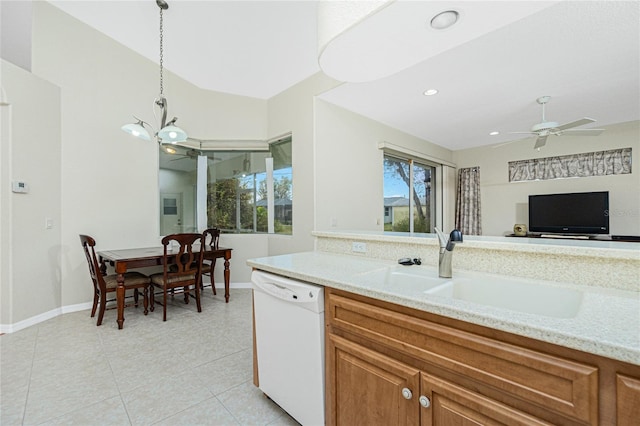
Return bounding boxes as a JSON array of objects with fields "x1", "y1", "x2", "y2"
[
  {"x1": 79, "y1": 234, "x2": 150, "y2": 326},
  {"x1": 150, "y1": 233, "x2": 204, "y2": 321},
  {"x1": 200, "y1": 227, "x2": 221, "y2": 295}
]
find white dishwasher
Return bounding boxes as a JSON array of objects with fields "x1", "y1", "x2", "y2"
[{"x1": 251, "y1": 270, "x2": 325, "y2": 426}]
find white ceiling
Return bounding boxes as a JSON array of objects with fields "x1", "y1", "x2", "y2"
[{"x1": 48, "y1": 0, "x2": 639, "y2": 151}]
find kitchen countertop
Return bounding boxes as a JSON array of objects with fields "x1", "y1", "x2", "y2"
[
  {"x1": 313, "y1": 230, "x2": 640, "y2": 291},
  {"x1": 247, "y1": 251, "x2": 640, "y2": 365}
]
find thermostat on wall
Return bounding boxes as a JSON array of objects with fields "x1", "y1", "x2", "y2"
[{"x1": 11, "y1": 181, "x2": 29, "y2": 193}]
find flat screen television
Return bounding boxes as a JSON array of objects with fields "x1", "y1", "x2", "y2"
[{"x1": 528, "y1": 191, "x2": 609, "y2": 235}]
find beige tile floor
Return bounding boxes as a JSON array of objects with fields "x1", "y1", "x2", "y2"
[{"x1": 1, "y1": 288, "x2": 301, "y2": 426}]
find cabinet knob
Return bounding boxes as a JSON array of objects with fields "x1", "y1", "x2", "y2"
[
  {"x1": 419, "y1": 395, "x2": 431, "y2": 408},
  {"x1": 401, "y1": 388, "x2": 413, "y2": 400}
]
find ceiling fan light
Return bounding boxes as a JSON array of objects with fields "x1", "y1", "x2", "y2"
[
  {"x1": 121, "y1": 122, "x2": 151, "y2": 141},
  {"x1": 430, "y1": 10, "x2": 459, "y2": 30},
  {"x1": 158, "y1": 124, "x2": 188, "y2": 143}
]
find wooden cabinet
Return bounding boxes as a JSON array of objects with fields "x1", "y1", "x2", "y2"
[
  {"x1": 325, "y1": 288, "x2": 640, "y2": 426},
  {"x1": 616, "y1": 374, "x2": 640, "y2": 426},
  {"x1": 328, "y1": 332, "x2": 551, "y2": 425},
  {"x1": 421, "y1": 373, "x2": 553, "y2": 425},
  {"x1": 328, "y1": 334, "x2": 419, "y2": 425}
]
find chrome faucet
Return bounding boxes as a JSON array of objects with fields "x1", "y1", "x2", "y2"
[{"x1": 434, "y1": 228, "x2": 463, "y2": 278}]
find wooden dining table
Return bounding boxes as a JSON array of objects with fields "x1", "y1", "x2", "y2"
[{"x1": 98, "y1": 245, "x2": 232, "y2": 329}]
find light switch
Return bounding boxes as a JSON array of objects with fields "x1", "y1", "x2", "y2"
[{"x1": 45, "y1": 218, "x2": 53, "y2": 229}]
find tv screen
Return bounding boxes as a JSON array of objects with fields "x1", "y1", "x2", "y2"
[{"x1": 528, "y1": 191, "x2": 609, "y2": 235}]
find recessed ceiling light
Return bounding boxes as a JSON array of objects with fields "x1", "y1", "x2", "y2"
[
  {"x1": 430, "y1": 10, "x2": 459, "y2": 30},
  {"x1": 423, "y1": 89, "x2": 439, "y2": 96},
  {"x1": 489, "y1": 131, "x2": 500, "y2": 136}
]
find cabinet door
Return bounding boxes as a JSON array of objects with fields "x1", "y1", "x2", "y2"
[
  {"x1": 617, "y1": 374, "x2": 640, "y2": 426},
  {"x1": 327, "y1": 334, "x2": 420, "y2": 426},
  {"x1": 420, "y1": 373, "x2": 552, "y2": 426}
]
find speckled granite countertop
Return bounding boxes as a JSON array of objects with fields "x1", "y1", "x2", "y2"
[{"x1": 247, "y1": 251, "x2": 640, "y2": 365}]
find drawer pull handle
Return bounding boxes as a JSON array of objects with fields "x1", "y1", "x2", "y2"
[
  {"x1": 401, "y1": 388, "x2": 413, "y2": 400},
  {"x1": 419, "y1": 395, "x2": 431, "y2": 408}
]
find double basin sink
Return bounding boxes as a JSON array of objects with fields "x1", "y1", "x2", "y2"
[{"x1": 382, "y1": 266, "x2": 583, "y2": 318}]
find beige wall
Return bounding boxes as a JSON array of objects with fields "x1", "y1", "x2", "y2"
[
  {"x1": 267, "y1": 72, "x2": 340, "y2": 254},
  {"x1": 1, "y1": 59, "x2": 62, "y2": 326},
  {"x1": 27, "y1": 2, "x2": 268, "y2": 312},
  {"x1": 314, "y1": 100, "x2": 454, "y2": 232},
  {"x1": 453, "y1": 120, "x2": 640, "y2": 236}
]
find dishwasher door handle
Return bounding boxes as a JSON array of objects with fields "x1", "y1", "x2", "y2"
[{"x1": 257, "y1": 281, "x2": 300, "y2": 300}]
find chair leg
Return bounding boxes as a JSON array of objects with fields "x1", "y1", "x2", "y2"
[
  {"x1": 143, "y1": 285, "x2": 149, "y2": 315},
  {"x1": 163, "y1": 287, "x2": 168, "y2": 321},
  {"x1": 134, "y1": 288, "x2": 139, "y2": 307},
  {"x1": 91, "y1": 290, "x2": 99, "y2": 318},
  {"x1": 211, "y1": 259, "x2": 217, "y2": 295},
  {"x1": 96, "y1": 292, "x2": 107, "y2": 326},
  {"x1": 184, "y1": 286, "x2": 189, "y2": 304},
  {"x1": 150, "y1": 285, "x2": 155, "y2": 312},
  {"x1": 195, "y1": 283, "x2": 202, "y2": 313}
]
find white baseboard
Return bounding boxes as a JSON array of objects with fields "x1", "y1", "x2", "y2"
[
  {"x1": 62, "y1": 302, "x2": 94, "y2": 314},
  {"x1": 1, "y1": 307, "x2": 59, "y2": 334},
  {"x1": 0, "y1": 283, "x2": 252, "y2": 334}
]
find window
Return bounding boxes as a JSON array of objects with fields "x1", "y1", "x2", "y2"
[
  {"x1": 265, "y1": 138, "x2": 293, "y2": 234},
  {"x1": 383, "y1": 154, "x2": 436, "y2": 233},
  {"x1": 158, "y1": 136, "x2": 292, "y2": 235}
]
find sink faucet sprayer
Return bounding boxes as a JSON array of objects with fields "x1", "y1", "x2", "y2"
[{"x1": 434, "y1": 228, "x2": 463, "y2": 278}]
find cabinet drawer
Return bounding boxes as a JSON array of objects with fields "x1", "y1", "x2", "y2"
[
  {"x1": 616, "y1": 374, "x2": 640, "y2": 426},
  {"x1": 422, "y1": 373, "x2": 553, "y2": 426},
  {"x1": 328, "y1": 292, "x2": 598, "y2": 425}
]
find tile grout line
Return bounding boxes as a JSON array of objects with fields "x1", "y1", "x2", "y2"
[{"x1": 20, "y1": 325, "x2": 40, "y2": 424}]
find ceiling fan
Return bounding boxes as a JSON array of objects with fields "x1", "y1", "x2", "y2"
[
  {"x1": 168, "y1": 148, "x2": 201, "y2": 162},
  {"x1": 164, "y1": 146, "x2": 221, "y2": 162},
  {"x1": 510, "y1": 96, "x2": 604, "y2": 149}
]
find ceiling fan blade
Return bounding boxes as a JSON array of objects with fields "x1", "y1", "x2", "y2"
[
  {"x1": 508, "y1": 131, "x2": 537, "y2": 135},
  {"x1": 533, "y1": 135, "x2": 548, "y2": 150},
  {"x1": 561, "y1": 128, "x2": 604, "y2": 136},
  {"x1": 554, "y1": 117, "x2": 596, "y2": 131}
]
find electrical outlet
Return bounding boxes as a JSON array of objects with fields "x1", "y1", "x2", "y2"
[{"x1": 352, "y1": 242, "x2": 367, "y2": 253}]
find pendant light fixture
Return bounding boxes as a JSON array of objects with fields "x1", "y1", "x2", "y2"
[{"x1": 121, "y1": 0, "x2": 187, "y2": 144}]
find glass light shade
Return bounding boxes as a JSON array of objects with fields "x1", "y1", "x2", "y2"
[
  {"x1": 158, "y1": 124, "x2": 187, "y2": 143},
  {"x1": 121, "y1": 122, "x2": 151, "y2": 141}
]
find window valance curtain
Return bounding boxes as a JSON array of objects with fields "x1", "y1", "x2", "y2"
[
  {"x1": 508, "y1": 148, "x2": 632, "y2": 182},
  {"x1": 455, "y1": 166, "x2": 481, "y2": 235}
]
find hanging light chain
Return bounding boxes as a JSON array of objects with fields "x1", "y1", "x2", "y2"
[{"x1": 159, "y1": 6, "x2": 164, "y2": 97}]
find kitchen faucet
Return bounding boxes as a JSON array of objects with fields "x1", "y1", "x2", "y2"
[{"x1": 434, "y1": 228, "x2": 463, "y2": 278}]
